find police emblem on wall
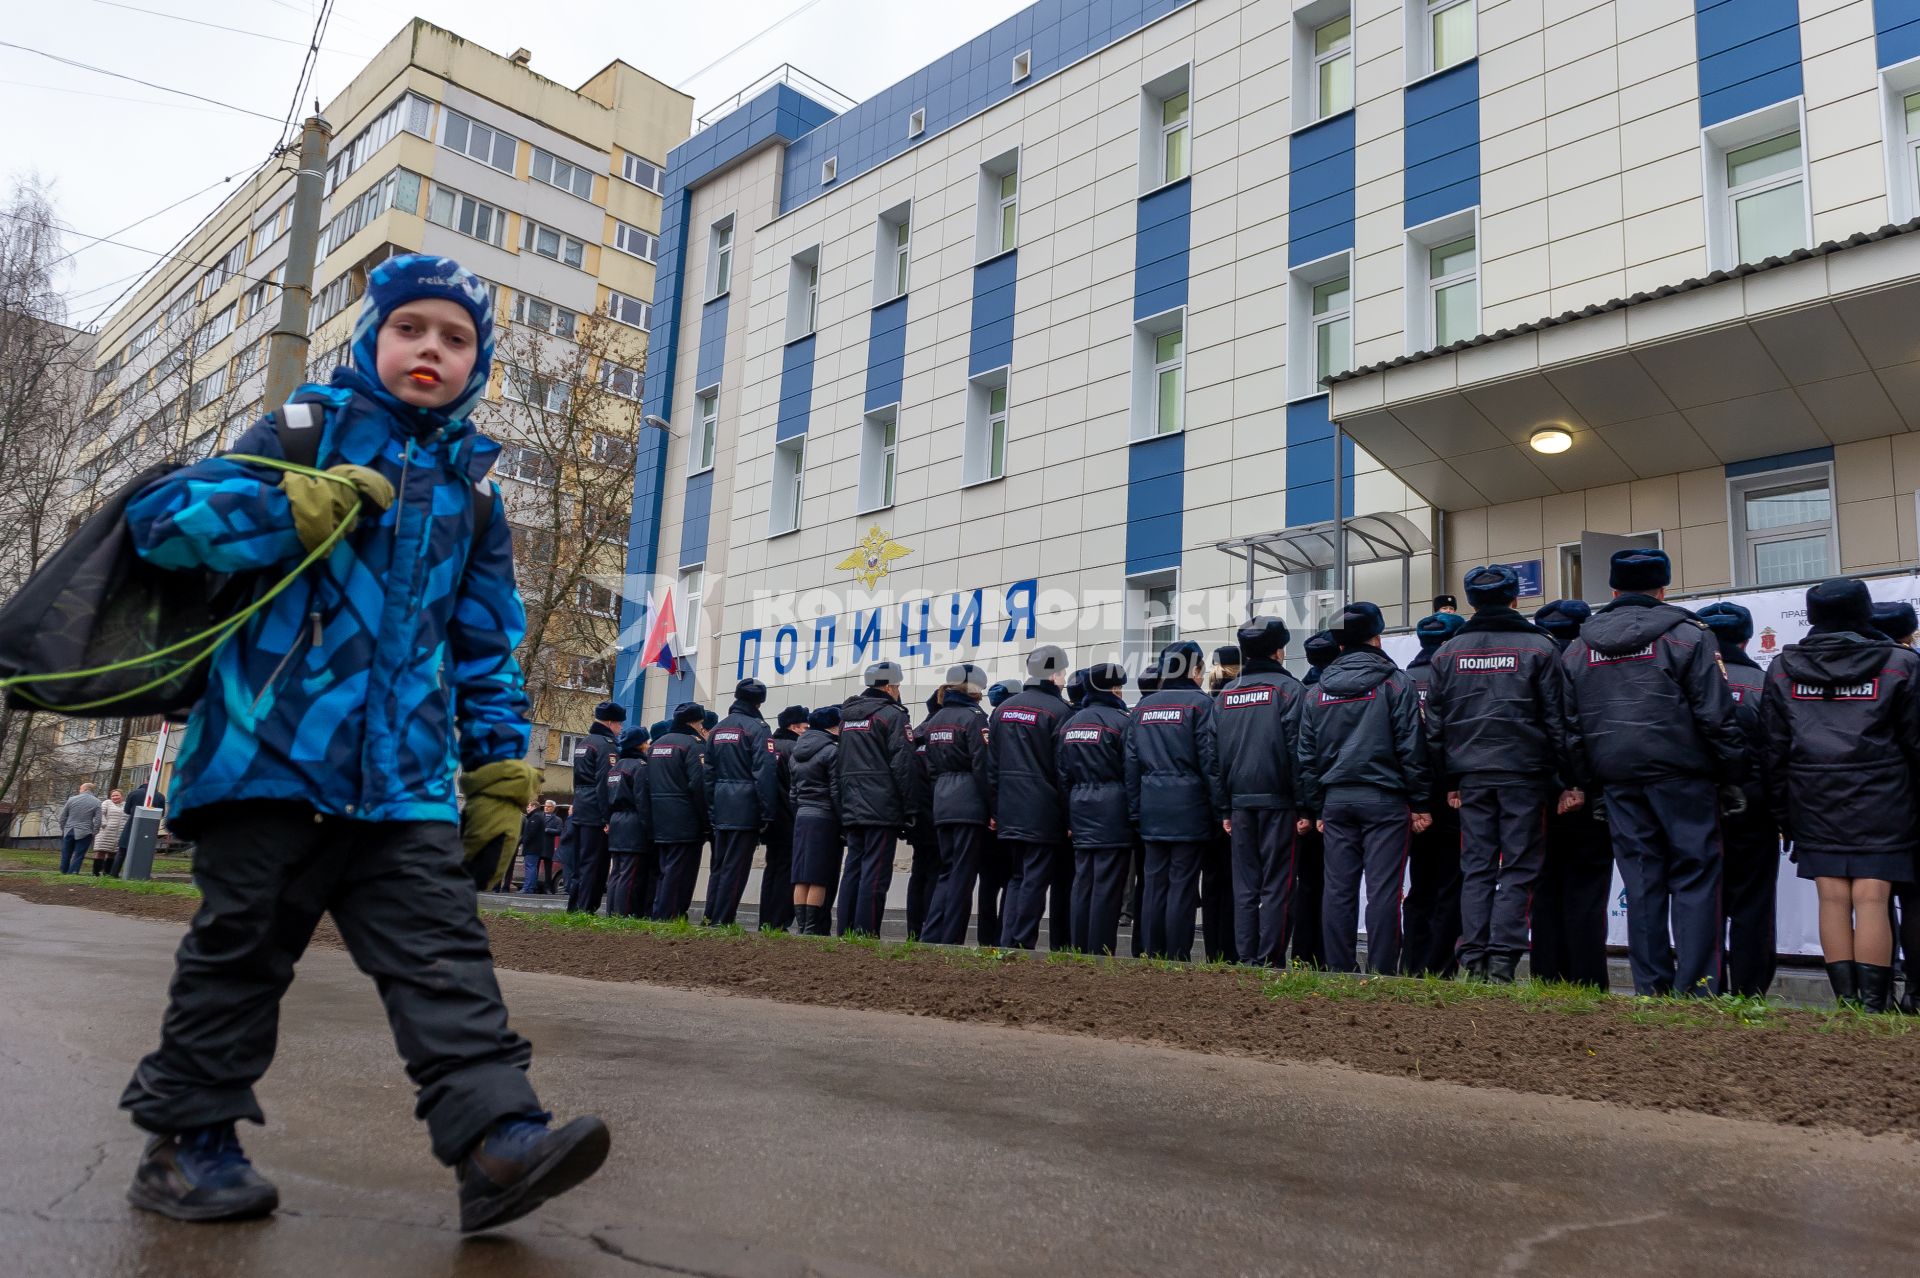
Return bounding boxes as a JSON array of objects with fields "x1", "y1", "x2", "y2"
[{"x1": 837, "y1": 525, "x2": 912, "y2": 590}]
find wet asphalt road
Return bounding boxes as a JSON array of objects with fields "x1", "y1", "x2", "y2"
[{"x1": 2, "y1": 893, "x2": 1916, "y2": 1277}]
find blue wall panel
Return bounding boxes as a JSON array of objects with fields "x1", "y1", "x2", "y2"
[
  {"x1": 969, "y1": 251, "x2": 1019, "y2": 374},
  {"x1": 1403, "y1": 61, "x2": 1480, "y2": 227},
  {"x1": 694, "y1": 295, "x2": 731, "y2": 391},
  {"x1": 1694, "y1": 0, "x2": 1805, "y2": 127},
  {"x1": 866, "y1": 296, "x2": 909, "y2": 410},
  {"x1": 776, "y1": 335, "x2": 816, "y2": 442},
  {"x1": 679, "y1": 469, "x2": 713, "y2": 568},
  {"x1": 1134, "y1": 179, "x2": 1191, "y2": 319},
  {"x1": 1877, "y1": 0, "x2": 1920, "y2": 67},
  {"x1": 1284, "y1": 397, "x2": 1355, "y2": 527},
  {"x1": 1288, "y1": 112, "x2": 1357, "y2": 265},
  {"x1": 1127, "y1": 433, "x2": 1185, "y2": 575}
]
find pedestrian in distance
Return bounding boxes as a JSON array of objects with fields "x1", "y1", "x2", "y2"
[
  {"x1": 835, "y1": 663, "x2": 917, "y2": 936},
  {"x1": 564, "y1": 700, "x2": 624, "y2": 915},
  {"x1": 703, "y1": 679, "x2": 779, "y2": 928},
  {"x1": 1528, "y1": 599, "x2": 1613, "y2": 987},
  {"x1": 760, "y1": 706, "x2": 808, "y2": 933},
  {"x1": 920, "y1": 664, "x2": 993, "y2": 945},
  {"x1": 788, "y1": 707, "x2": 844, "y2": 935},
  {"x1": 1060, "y1": 663, "x2": 1133, "y2": 955},
  {"x1": 113, "y1": 255, "x2": 605, "y2": 1232},
  {"x1": 1126, "y1": 640, "x2": 1227, "y2": 962},
  {"x1": 1561, "y1": 548, "x2": 1745, "y2": 997},
  {"x1": 1401, "y1": 611, "x2": 1465, "y2": 978},
  {"x1": 1762, "y1": 579, "x2": 1920, "y2": 1012},
  {"x1": 1426, "y1": 568, "x2": 1582, "y2": 984},
  {"x1": 541, "y1": 800, "x2": 565, "y2": 894},
  {"x1": 1697, "y1": 600, "x2": 1781, "y2": 999},
  {"x1": 1215, "y1": 618, "x2": 1308, "y2": 968},
  {"x1": 1871, "y1": 600, "x2": 1920, "y2": 1013},
  {"x1": 1201, "y1": 645, "x2": 1243, "y2": 964},
  {"x1": 56, "y1": 781, "x2": 102, "y2": 874},
  {"x1": 1296, "y1": 603, "x2": 1431, "y2": 975},
  {"x1": 989, "y1": 645, "x2": 1076, "y2": 950},
  {"x1": 647, "y1": 702, "x2": 711, "y2": 920},
  {"x1": 517, "y1": 800, "x2": 556, "y2": 895},
  {"x1": 91, "y1": 788, "x2": 128, "y2": 877},
  {"x1": 605, "y1": 727, "x2": 653, "y2": 918}
]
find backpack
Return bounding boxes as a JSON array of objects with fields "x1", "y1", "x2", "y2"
[{"x1": 0, "y1": 398, "x2": 494, "y2": 719}]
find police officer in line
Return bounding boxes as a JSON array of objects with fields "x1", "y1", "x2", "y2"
[
  {"x1": 760, "y1": 706, "x2": 808, "y2": 933},
  {"x1": 1432, "y1": 595, "x2": 1459, "y2": 616},
  {"x1": 647, "y1": 702, "x2": 712, "y2": 920},
  {"x1": 989, "y1": 645, "x2": 1076, "y2": 950},
  {"x1": 1763, "y1": 579, "x2": 1920, "y2": 1011},
  {"x1": 1059, "y1": 663, "x2": 1133, "y2": 955},
  {"x1": 565, "y1": 699, "x2": 626, "y2": 914},
  {"x1": 1122, "y1": 661, "x2": 1163, "y2": 955},
  {"x1": 1561, "y1": 548, "x2": 1745, "y2": 997},
  {"x1": 1296, "y1": 603, "x2": 1430, "y2": 975},
  {"x1": 1425, "y1": 567, "x2": 1581, "y2": 985},
  {"x1": 1697, "y1": 601, "x2": 1780, "y2": 998},
  {"x1": 703, "y1": 679, "x2": 780, "y2": 928},
  {"x1": 977, "y1": 679, "x2": 1024, "y2": 945},
  {"x1": 1401, "y1": 610, "x2": 1465, "y2": 978},
  {"x1": 787, "y1": 706, "x2": 843, "y2": 936},
  {"x1": 1126, "y1": 641, "x2": 1226, "y2": 962},
  {"x1": 920, "y1": 663, "x2": 993, "y2": 945},
  {"x1": 1200, "y1": 646, "x2": 1242, "y2": 965},
  {"x1": 1215, "y1": 618, "x2": 1307, "y2": 967},
  {"x1": 1292, "y1": 631, "x2": 1340, "y2": 967},
  {"x1": 835, "y1": 662, "x2": 917, "y2": 936},
  {"x1": 605, "y1": 726, "x2": 653, "y2": 918},
  {"x1": 1301, "y1": 630, "x2": 1339, "y2": 686},
  {"x1": 1529, "y1": 599, "x2": 1612, "y2": 987},
  {"x1": 904, "y1": 692, "x2": 944, "y2": 940},
  {"x1": 1066, "y1": 667, "x2": 1091, "y2": 711},
  {"x1": 1871, "y1": 600, "x2": 1920, "y2": 1013}
]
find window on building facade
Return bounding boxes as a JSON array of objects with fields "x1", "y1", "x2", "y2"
[
  {"x1": 997, "y1": 172, "x2": 1019, "y2": 252},
  {"x1": 621, "y1": 154, "x2": 667, "y2": 195},
  {"x1": 523, "y1": 220, "x2": 587, "y2": 268},
  {"x1": 694, "y1": 391, "x2": 718, "y2": 473},
  {"x1": 530, "y1": 148, "x2": 595, "y2": 199},
  {"x1": 503, "y1": 445, "x2": 558, "y2": 488},
  {"x1": 613, "y1": 220, "x2": 658, "y2": 261},
  {"x1": 1428, "y1": 234, "x2": 1477, "y2": 345},
  {"x1": 788, "y1": 247, "x2": 820, "y2": 341},
  {"x1": 605, "y1": 291, "x2": 650, "y2": 329},
  {"x1": 590, "y1": 433, "x2": 634, "y2": 468},
  {"x1": 1414, "y1": 0, "x2": 1475, "y2": 77},
  {"x1": 576, "y1": 579, "x2": 617, "y2": 616},
  {"x1": 679, "y1": 566, "x2": 704, "y2": 652},
  {"x1": 1129, "y1": 571, "x2": 1180, "y2": 661},
  {"x1": 310, "y1": 271, "x2": 364, "y2": 327},
  {"x1": 709, "y1": 218, "x2": 735, "y2": 297},
  {"x1": 426, "y1": 185, "x2": 507, "y2": 247},
  {"x1": 771, "y1": 436, "x2": 806, "y2": 536},
  {"x1": 502, "y1": 366, "x2": 571, "y2": 415},
  {"x1": 976, "y1": 150, "x2": 1021, "y2": 259},
  {"x1": 318, "y1": 169, "x2": 421, "y2": 259},
  {"x1": 1140, "y1": 67, "x2": 1193, "y2": 191},
  {"x1": 242, "y1": 278, "x2": 273, "y2": 319},
  {"x1": 325, "y1": 92, "x2": 432, "y2": 194},
  {"x1": 512, "y1": 293, "x2": 577, "y2": 338},
  {"x1": 231, "y1": 337, "x2": 264, "y2": 383},
  {"x1": 188, "y1": 366, "x2": 226, "y2": 411},
  {"x1": 1132, "y1": 310, "x2": 1186, "y2": 439},
  {"x1": 1731, "y1": 464, "x2": 1834, "y2": 587},
  {"x1": 964, "y1": 373, "x2": 1009, "y2": 485},
  {"x1": 441, "y1": 108, "x2": 517, "y2": 172},
  {"x1": 875, "y1": 203, "x2": 911, "y2": 304},
  {"x1": 859, "y1": 406, "x2": 898, "y2": 512},
  {"x1": 1315, "y1": 15, "x2": 1354, "y2": 119},
  {"x1": 193, "y1": 304, "x2": 235, "y2": 355},
  {"x1": 598, "y1": 359, "x2": 642, "y2": 400},
  {"x1": 1312, "y1": 275, "x2": 1352, "y2": 388},
  {"x1": 1899, "y1": 89, "x2": 1920, "y2": 220},
  {"x1": 1726, "y1": 131, "x2": 1807, "y2": 264}
]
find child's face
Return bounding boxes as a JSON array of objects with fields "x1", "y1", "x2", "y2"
[{"x1": 374, "y1": 299, "x2": 478, "y2": 409}]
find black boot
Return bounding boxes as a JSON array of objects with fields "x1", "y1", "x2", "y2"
[
  {"x1": 126, "y1": 1123, "x2": 279, "y2": 1222},
  {"x1": 793, "y1": 904, "x2": 814, "y2": 935},
  {"x1": 1900, "y1": 971, "x2": 1919, "y2": 1016},
  {"x1": 1487, "y1": 954, "x2": 1519, "y2": 986},
  {"x1": 1826, "y1": 960, "x2": 1861, "y2": 1007},
  {"x1": 1460, "y1": 956, "x2": 1489, "y2": 982},
  {"x1": 814, "y1": 905, "x2": 833, "y2": 936},
  {"x1": 1857, "y1": 963, "x2": 1895, "y2": 1013},
  {"x1": 456, "y1": 1113, "x2": 610, "y2": 1233}
]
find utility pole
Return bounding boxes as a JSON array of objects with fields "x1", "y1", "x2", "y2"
[{"x1": 263, "y1": 114, "x2": 333, "y2": 409}]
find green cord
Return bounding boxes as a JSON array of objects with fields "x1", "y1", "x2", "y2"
[{"x1": 0, "y1": 458, "x2": 361, "y2": 713}]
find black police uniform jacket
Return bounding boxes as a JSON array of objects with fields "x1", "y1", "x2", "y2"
[
  {"x1": 1057, "y1": 690, "x2": 1132, "y2": 847},
  {"x1": 836, "y1": 689, "x2": 917, "y2": 829},
  {"x1": 1561, "y1": 597, "x2": 1745, "y2": 787},
  {"x1": 922, "y1": 691, "x2": 991, "y2": 826},
  {"x1": 570, "y1": 720, "x2": 618, "y2": 825},
  {"x1": 1215, "y1": 658, "x2": 1305, "y2": 810},
  {"x1": 1403, "y1": 652, "x2": 1453, "y2": 811},
  {"x1": 1124, "y1": 677, "x2": 1227, "y2": 841},
  {"x1": 645, "y1": 730, "x2": 709, "y2": 844},
  {"x1": 1761, "y1": 630, "x2": 1920, "y2": 856},
  {"x1": 770, "y1": 728, "x2": 800, "y2": 832},
  {"x1": 705, "y1": 702, "x2": 779, "y2": 832},
  {"x1": 789, "y1": 728, "x2": 840, "y2": 822},
  {"x1": 607, "y1": 746, "x2": 650, "y2": 854},
  {"x1": 1720, "y1": 645, "x2": 1770, "y2": 810},
  {"x1": 1424, "y1": 609, "x2": 1576, "y2": 788},
  {"x1": 987, "y1": 680, "x2": 1072, "y2": 842},
  {"x1": 1296, "y1": 647, "x2": 1430, "y2": 812}
]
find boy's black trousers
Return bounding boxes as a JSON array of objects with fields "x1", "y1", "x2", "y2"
[{"x1": 119, "y1": 801, "x2": 539, "y2": 1165}]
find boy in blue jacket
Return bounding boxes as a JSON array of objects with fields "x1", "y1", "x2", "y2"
[{"x1": 116, "y1": 256, "x2": 608, "y2": 1231}]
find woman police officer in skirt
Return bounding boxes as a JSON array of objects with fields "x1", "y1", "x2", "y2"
[
  {"x1": 787, "y1": 707, "x2": 843, "y2": 935},
  {"x1": 1761, "y1": 577, "x2": 1920, "y2": 1010}
]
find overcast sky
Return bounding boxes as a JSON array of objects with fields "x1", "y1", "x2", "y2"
[{"x1": 6, "y1": 0, "x2": 1032, "y2": 330}]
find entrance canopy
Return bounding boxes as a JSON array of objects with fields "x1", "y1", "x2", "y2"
[
  {"x1": 1326, "y1": 222, "x2": 1920, "y2": 511},
  {"x1": 1215, "y1": 511, "x2": 1432, "y2": 577}
]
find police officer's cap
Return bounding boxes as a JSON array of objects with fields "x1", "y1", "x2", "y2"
[
  {"x1": 1027, "y1": 644, "x2": 1071, "y2": 677},
  {"x1": 594, "y1": 699, "x2": 627, "y2": 722},
  {"x1": 1696, "y1": 601, "x2": 1754, "y2": 645},
  {"x1": 1136, "y1": 662, "x2": 1162, "y2": 693},
  {"x1": 1157, "y1": 640, "x2": 1206, "y2": 682},
  {"x1": 733, "y1": 678, "x2": 768, "y2": 706},
  {"x1": 1807, "y1": 577, "x2": 1874, "y2": 633},
  {"x1": 671, "y1": 701, "x2": 706, "y2": 728},
  {"x1": 1872, "y1": 600, "x2": 1918, "y2": 642},
  {"x1": 1464, "y1": 564, "x2": 1520, "y2": 608},
  {"x1": 618, "y1": 726, "x2": 650, "y2": 752},
  {"x1": 1303, "y1": 630, "x2": 1340, "y2": 668},
  {"x1": 1088, "y1": 662, "x2": 1128, "y2": 691},
  {"x1": 1213, "y1": 645, "x2": 1242, "y2": 668},
  {"x1": 988, "y1": 678, "x2": 1023, "y2": 707},
  {"x1": 1065, "y1": 667, "x2": 1091, "y2": 706},
  {"x1": 702, "y1": 709, "x2": 719, "y2": 730},
  {"x1": 777, "y1": 704, "x2": 810, "y2": 729},
  {"x1": 807, "y1": 705, "x2": 841, "y2": 730},
  {"x1": 1236, "y1": 616, "x2": 1291, "y2": 659},
  {"x1": 865, "y1": 661, "x2": 904, "y2": 687},
  {"x1": 1415, "y1": 611, "x2": 1466, "y2": 650},
  {"x1": 944, "y1": 662, "x2": 990, "y2": 692},
  {"x1": 1336, "y1": 602, "x2": 1385, "y2": 645},
  {"x1": 1534, "y1": 599, "x2": 1591, "y2": 641},
  {"x1": 649, "y1": 719, "x2": 672, "y2": 741},
  {"x1": 1609, "y1": 547, "x2": 1671, "y2": 592},
  {"x1": 1433, "y1": 595, "x2": 1458, "y2": 612}
]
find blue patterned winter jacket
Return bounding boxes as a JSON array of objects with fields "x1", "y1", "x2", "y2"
[{"x1": 125, "y1": 377, "x2": 529, "y2": 828}]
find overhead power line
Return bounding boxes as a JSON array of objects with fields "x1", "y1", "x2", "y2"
[
  {"x1": 80, "y1": 0, "x2": 369, "y2": 54},
  {"x1": 0, "y1": 39, "x2": 284, "y2": 121},
  {"x1": 0, "y1": 75, "x2": 244, "y2": 114},
  {"x1": 675, "y1": 0, "x2": 836, "y2": 92}
]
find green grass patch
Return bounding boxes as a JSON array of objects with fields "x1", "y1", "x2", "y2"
[{"x1": 9, "y1": 871, "x2": 201, "y2": 899}]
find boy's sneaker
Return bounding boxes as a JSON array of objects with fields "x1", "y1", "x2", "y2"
[
  {"x1": 456, "y1": 1112, "x2": 610, "y2": 1233},
  {"x1": 126, "y1": 1122, "x2": 279, "y2": 1222}
]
